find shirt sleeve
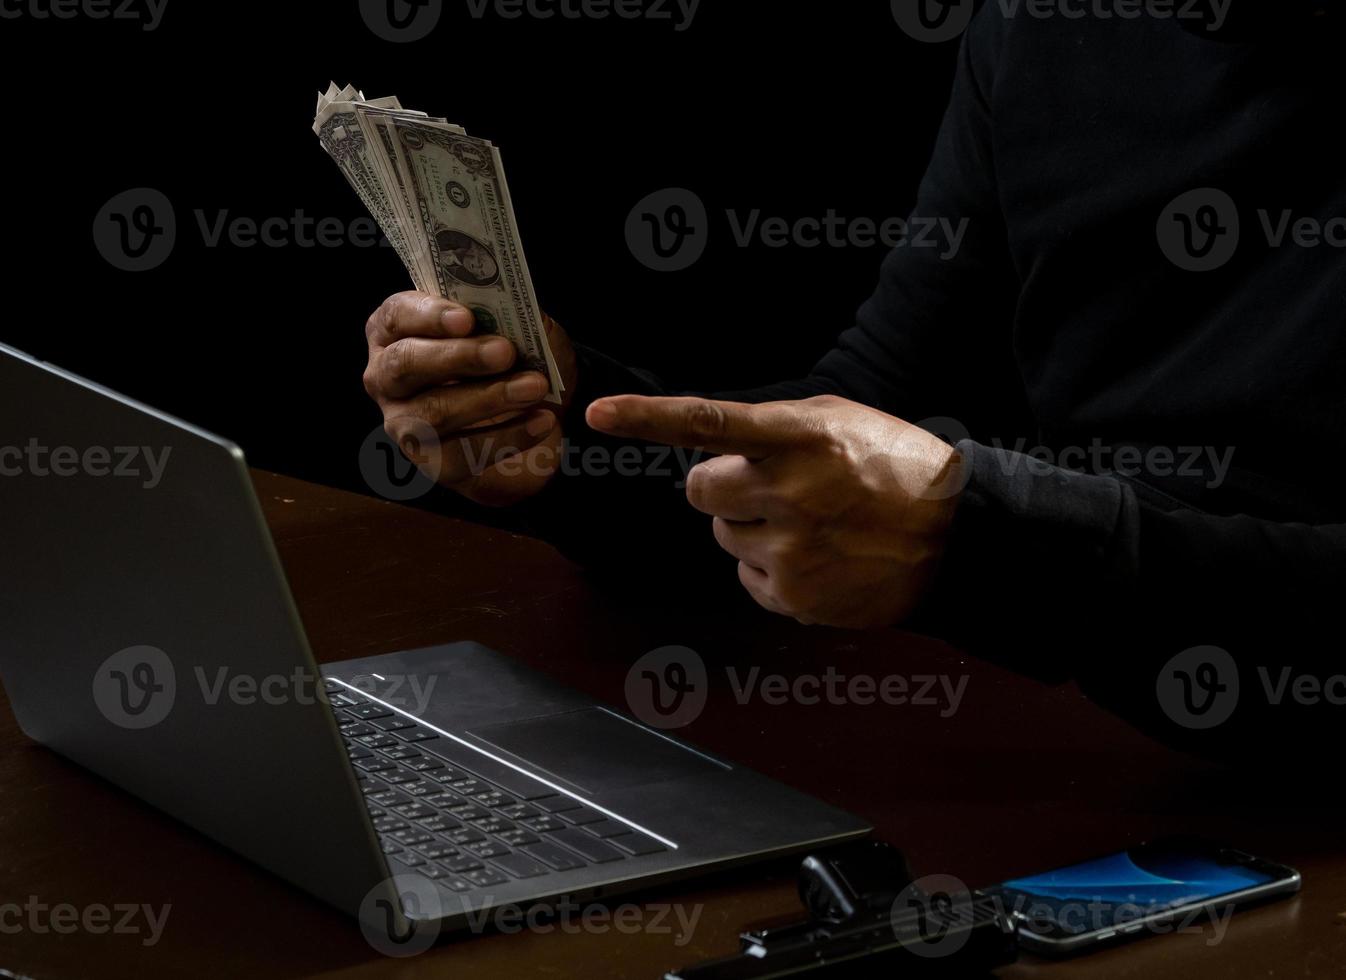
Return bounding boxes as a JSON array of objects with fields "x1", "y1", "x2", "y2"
[{"x1": 921, "y1": 439, "x2": 1346, "y2": 761}]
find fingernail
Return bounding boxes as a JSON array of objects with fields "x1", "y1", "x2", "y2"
[
  {"x1": 525, "y1": 412, "x2": 556, "y2": 437},
  {"x1": 587, "y1": 400, "x2": 617, "y2": 429},
  {"x1": 480, "y1": 338, "x2": 515, "y2": 371},
  {"x1": 442, "y1": 306, "x2": 474, "y2": 335},
  {"x1": 506, "y1": 374, "x2": 548, "y2": 403}
]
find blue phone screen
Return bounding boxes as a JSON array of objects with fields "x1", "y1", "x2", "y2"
[{"x1": 993, "y1": 847, "x2": 1274, "y2": 936}]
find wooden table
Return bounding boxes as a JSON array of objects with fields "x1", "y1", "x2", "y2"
[{"x1": 2, "y1": 471, "x2": 1343, "y2": 978}]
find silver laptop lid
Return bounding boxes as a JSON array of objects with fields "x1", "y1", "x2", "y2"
[{"x1": 0, "y1": 344, "x2": 393, "y2": 920}]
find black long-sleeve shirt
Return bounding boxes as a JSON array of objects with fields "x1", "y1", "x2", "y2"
[{"x1": 522, "y1": 8, "x2": 1346, "y2": 760}]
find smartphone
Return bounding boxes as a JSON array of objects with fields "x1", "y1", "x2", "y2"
[{"x1": 983, "y1": 837, "x2": 1300, "y2": 956}]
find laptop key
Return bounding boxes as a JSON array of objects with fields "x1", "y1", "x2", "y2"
[
  {"x1": 356, "y1": 734, "x2": 399, "y2": 749},
  {"x1": 480, "y1": 770, "x2": 560, "y2": 801},
  {"x1": 381, "y1": 840, "x2": 403, "y2": 855},
  {"x1": 419, "y1": 815, "x2": 460, "y2": 833},
  {"x1": 379, "y1": 746, "x2": 422, "y2": 761},
  {"x1": 404, "y1": 758, "x2": 445, "y2": 772},
  {"x1": 397, "y1": 853, "x2": 426, "y2": 867},
  {"x1": 520, "y1": 816, "x2": 566, "y2": 833},
  {"x1": 497, "y1": 804, "x2": 541, "y2": 821},
  {"x1": 533, "y1": 795, "x2": 582, "y2": 814},
  {"x1": 373, "y1": 817, "x2": 409, "y2": 834},
  {"x1": 443, "y1": 855, "x2": 485, "y2": 873},
  {"x1": 348, "y1": 704, "x2": 394, "y2": 720},
  {"x1": 346, "y1": 746, "x2": 374, "y2": 760},
  {"x1": 470, "y1": 817, "x2": 515, "y2": 835},
  {"x1": 548, "y1": 829, "x2": 624, "y2": 864},
  {"x1": 445, "y1": 828, "x2": 485, "y2": 845},
  {"x1": 607, "y1": 833, "x2": 667, "y2": 856},
  {"x1": 416, "y1": 864, "x2": 448, "y2": 880},
  {"x1": 400, "y1": 728, "x2": 441, "y2": 743},
  {"x1": 463, "y1": 868, "x2": 509, "y2": 888},
  {"x1": 399, "y1": 781, "x2": 434, "y2": 797},
  {"x1": 472, "y1": 790, "x2": 514, "y2": 808},
  {"x1": 342, "y1": 723, "x2": 377, "y2": 738},
  {"x1": 466, "y1": 842, "x2": 511, "y2": 859},
  {"x1": 393, "y1": 803, "x2": 437, "y2": 820},
  {"x1": 581, "y1": 820, "x2": 632, "y2": 839},
  {"x1": 447, "y1": 803, "x2": 490, "y2": 821},
  {"x1": 497, "y1": 830, "x2": 540, "y2": 848},
  {"x1": 426, "y1": 768, "x2": 470, "y2": 783},
  {"x1": 381, "y1": 770, "x2": 421, "y2": 785},
  {"x1": 355, "y1": 758, "x2": 395, "y2": 773},
  {"x1": 369, "y1": 790, "x2": 412, "y2": 807},
  {"x1": 490, "y1": 853, "x2": 551, "y2": 879},
  {"x1": 438, "y1": 876, "x2": 471, "y2": 893},
  {"x1": 391, "y1": 830, "x2": 434, "y2": 846},
  {"x1": 412, "y1": 843, "x2": 459, "y2": 860},
  {"x1": 373, "y1": 717, "x2": 417, "y2": 732},
  {"x1": 514, "y1": 784, "x2": 563, "y2": 801},
  {"x1": 522, "y1": 841, "x2": 586, "y2": 871},
  {"x1": 559, "y1": 807, "x2": 605, "y2": 826}
]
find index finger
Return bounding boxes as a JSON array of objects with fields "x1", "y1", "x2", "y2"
[
  {"x1": 586, "y1": 395, "x2": 797, "y2": 458},
  {"x1": 366, "y1": 292, "x2": 476, "y2": 348}
]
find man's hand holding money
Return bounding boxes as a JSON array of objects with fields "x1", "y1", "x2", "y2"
[{"x1": 363, "y1": 292, "x2": 577, "y2": 507}]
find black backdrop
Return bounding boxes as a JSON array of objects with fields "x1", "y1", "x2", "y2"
[{"x1": 2, "y1": 1, "x2": 959, "y2": 498}]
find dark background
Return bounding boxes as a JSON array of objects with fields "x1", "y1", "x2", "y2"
[{"x1": 0, "y1": 0, "x2": 959, "y2": 499}]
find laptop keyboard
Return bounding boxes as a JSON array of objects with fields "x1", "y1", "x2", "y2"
[{"x1": 324, "y1": 682, "x2": 668, "y2": 893}]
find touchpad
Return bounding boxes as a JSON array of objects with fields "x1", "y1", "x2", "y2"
[{"x1": 466, "y1": 708, "x2": 728, "y2": 795}]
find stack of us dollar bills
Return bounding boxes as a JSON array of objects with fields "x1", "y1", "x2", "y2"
[{"x1": 313, "y1": 82, "x2": 563, "y2": 403}]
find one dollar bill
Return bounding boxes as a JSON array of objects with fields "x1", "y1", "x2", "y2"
[{"x1": 314, "y1": 83, "x2": 563, "y2": 403}]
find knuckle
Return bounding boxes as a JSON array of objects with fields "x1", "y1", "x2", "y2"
[
  {"x1": 362, "y1": 365, "x2": 381, "y2": 400},
  {"x1": 383, "y1": 340, "x2": 417, "y2": 388},
  {"x1": 815, "y1": 430, "x2": 853, "y2": 467},
  {"x1": 811, "y1": 423, "x2": 841, "y2": 453},
  {"x1": 419, "y1": 390, "x2": 459, "y2": 431},
  {"x1": 365, "y1": 303, "x2": 388, "y2": 342},
  {"x1": 413, "y1": 292, "x2": 441, "y2": 322},
  {"x1": 384, "y1": 414, "x2": 437, "y2": 462},
  {"x1": 686, "y1": 401, "x2": 726, "y2": 442},
  {"x1": 436, "y1": 386, "x2": 492, "y2": 432},
  {"x1": 382, "y1": 415, "x2": 412, "y2": 448},
  {"x1": 371, "y1": 291, "x2": 421, "y2": 341}
]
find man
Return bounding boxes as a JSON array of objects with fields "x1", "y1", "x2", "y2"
[{"x1": 361, "y1": 4, "x2": 1344, "y2": 759}]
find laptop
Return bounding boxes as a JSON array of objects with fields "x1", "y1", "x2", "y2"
[{"x1": 0, "y1": 344, "x2": 869, "y2": 942}]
